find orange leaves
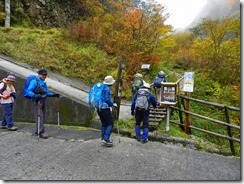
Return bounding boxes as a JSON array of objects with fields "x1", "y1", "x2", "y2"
[{"x1": 123, "y1": 8, "x2": 143, "y2": 29}]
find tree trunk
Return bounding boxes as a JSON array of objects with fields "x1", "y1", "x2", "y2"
[{"x1": 5, "y1": 0, "x2": 10, "y2": 27}]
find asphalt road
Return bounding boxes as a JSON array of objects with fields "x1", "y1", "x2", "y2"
[{"x1": 0, "y1": 123, "x2": 240, "y2": 181}]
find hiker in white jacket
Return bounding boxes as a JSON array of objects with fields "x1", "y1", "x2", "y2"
[{"x1": 0, "y1": 75, "x2": 18, "y2": 131}]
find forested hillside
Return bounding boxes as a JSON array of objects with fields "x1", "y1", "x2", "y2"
[{"x1": 0, "y1": 0, "x2": 240, "y2": 107}]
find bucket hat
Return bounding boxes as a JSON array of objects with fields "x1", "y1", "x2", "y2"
[
  {"x1": 5, "y1": 75, "x2": 16, "y2": 82},
  {"x1": 134, "y1": 73, "x2": 143, "y2": 78},
  {"x1": 142, "y1": 83, "x2": 151, "y2": 89},
  {"x1": 103, "y1": 76, "x2": 115, "y2": 85}
]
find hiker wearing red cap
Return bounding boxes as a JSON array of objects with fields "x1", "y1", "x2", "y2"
[{"x1": 0, "y1": 75, "x2": 18, "y2": 131}]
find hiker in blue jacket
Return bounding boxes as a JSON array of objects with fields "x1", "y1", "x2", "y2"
[
  {"x1": 153, "y1": 71, "x2": 167, "y2": 101},
  {"x1": 131, "y1": 83, "x2": 158, "y2": 143},
  {"x1": 25, "y1": 69, "x2": 59, "y2": 139},
  {"x1": 96, "y1": 75, "x2": 117, "y2": 147}
]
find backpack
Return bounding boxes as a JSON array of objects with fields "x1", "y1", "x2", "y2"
[
  {"x1": 135, "y1": 89, "x2": 150, "y2": 111},
  {"x1": 131, "y1": 78, "x2": 143, "y2": 94},
  {"x1": 88, "y1": 82, "x2": 106, "y2": 110},
  {"x1": 23, "y1": 75, "x2": 46, "y2": 99},
  {"x1": 0, "y1": 80, "x2": 7, "y2": 95},
  {"x1": 154, "y1": 76, "x2": 165, "y2": 88}
]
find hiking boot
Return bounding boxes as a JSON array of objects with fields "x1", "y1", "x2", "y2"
[
  {"x1": 0, "y1": 125, "x2": 7, "y2": 129},
  {"x1": 141, "y1": 139, "x2": 148, "y2": 144},
  {"x1": 39, "y1": 132, "x2": 48, "y2": 139},
  {"x1": 136, "y1": 137, "x2": 142, "y2": 142},
  {"x1": 8, "y1": 126, "x2": 18, "y2": 131},
  {"x1": 102, "y1": 140, "x2": 113, "y2": 147}
]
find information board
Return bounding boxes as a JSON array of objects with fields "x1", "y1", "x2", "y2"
[{"x1": 160, "y1": 83, "x2": 177, "y2": 105}]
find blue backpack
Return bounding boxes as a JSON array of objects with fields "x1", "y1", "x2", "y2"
[
  {"x1": 23, "y1": 75, "x2": 45, "y2": 99},
  {"x1": 88, "y1": 82, "x2": 105, "y2": 110}
]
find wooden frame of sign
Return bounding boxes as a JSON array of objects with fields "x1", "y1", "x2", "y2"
[{"x1": 160, "y1": 82, "x2": 177, "y2": 105}]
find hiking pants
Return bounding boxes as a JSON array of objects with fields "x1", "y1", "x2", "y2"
[
  {"x1": 135, "y1": 108, "x2": 149, "y2": 129},
  {"x1": 1, "y1": 103, "x2": 14, "y2": 128},
  {"x1": 33, "y1": 99, "x2": 46, "y2": 134},
  {"x1": 97, "y1": 108, "x2": 114, "y2": 142}
]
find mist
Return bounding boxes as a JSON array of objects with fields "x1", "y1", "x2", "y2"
[{"x1": 190, "y1": 0, "x2": 240, "y2": 27}]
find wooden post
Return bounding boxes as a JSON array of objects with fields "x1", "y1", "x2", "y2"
[
  {"x1": 185, "y1": 92, "x2": 190, "y2": 134},
  {"x1": 113, "y1": 59, "x2": 123, "y2": 120},
  {"x1": 177, "y1": 95, "x2": 184, "y2": 131},
  {"x1": 224, "y1": 106, "x2": 235, "y2": 156}
]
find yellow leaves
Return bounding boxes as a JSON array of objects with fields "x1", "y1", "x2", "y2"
[{"x1": 0, "y1": 11, "x2": 5, "y2": 22}]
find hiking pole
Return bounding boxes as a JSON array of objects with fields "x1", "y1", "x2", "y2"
[
  {"x1": 57, "y1": 96, "x2": 60, "y2": 131},
  {"x1": 37, "y1": 100, "x2": 41, "y2": 140}
]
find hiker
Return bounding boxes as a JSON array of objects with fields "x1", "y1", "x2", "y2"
[
  {"x1": 88, "y1": 75, "x2": 117, "y2": 147},
  {"x1": 131, "y1": 73, "x2": 144, "y2": 96},
  {"x1": 131, "y1": 82, "x2": 157, "y2": 143},
  {"x1": 24, "y1": 69, "x2": 59, "y2": 139},
  {"x1": 0, "y1": 75, "x2": 18, "y2": 131},
  {"x1": 153, "y1": 71, "x2": 167, "y2": 100}
]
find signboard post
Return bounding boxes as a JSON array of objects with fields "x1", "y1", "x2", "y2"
[
  {"x1": 160, "y1": 82, "x2": 177, "y2": 131},
  {"x1": 183, "y1": 72, "x2": 194, "y2": 134}
]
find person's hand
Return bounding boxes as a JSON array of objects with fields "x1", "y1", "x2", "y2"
[
  {"x1": 52, "y1": 93, "x2": 60, "y2": 97},
  {"x1": 1, "y1": 94, "x2": 10, "y2": 99},
  {"x1": 131, "y1": 110, "x2": 134, "y2": 116},
  {"x1": 10, "y1": 92, "x2": 16, "y2": 99},
  {"x1": 33, "y1": 94, "x2": 42, "y2": 100},
  {"x1": 113, "y1": 103, "x2": 117, "y2": 108}
]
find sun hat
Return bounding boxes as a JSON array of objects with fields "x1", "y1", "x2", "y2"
[
  {"x1": 158, "y1": 71, "x2": 165, "y2": 77},
  {"x1": 38, "y1": 69, "x2": 48, "y2": 75},
  {"x1": 103, "y1": 76, "x2": 116, "y2": 85},
  {"x1": 142, "y1": 82, "x2": 151, "y2": 89},
  {"x1": 134, "y1": 73, "x2": 143, "y2": 78},
  {"x1": 5, "y1": 75, "x2": 16, "y2": 82}
]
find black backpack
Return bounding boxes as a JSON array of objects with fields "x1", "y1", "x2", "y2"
[{"x1": 0, "y1": 80, "x2": 7, "y2": 95}]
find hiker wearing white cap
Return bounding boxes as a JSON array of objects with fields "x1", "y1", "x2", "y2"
[
  {"x1": 131, "y1": 82, "x2": 157, "y2": 143},
  {"x1": 88, "y1": 75, "x2": 117, "y2": 147},
  {"x1": 0, "y1": 75, "x2": 18, "y2": 131}
]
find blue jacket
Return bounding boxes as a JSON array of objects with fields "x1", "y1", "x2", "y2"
[
  {"x1": 100, "y1": 84, "x2": 114, "y2": 109},
  {"x1": 153, "y1": 75, "x2": 167, "y2": 88},
  {"x1": 131, "y1": 88, "x2": 157, "y2": 111},
  {"x1": 25, "y1": 76, "x2": 54, "y2": 98}
]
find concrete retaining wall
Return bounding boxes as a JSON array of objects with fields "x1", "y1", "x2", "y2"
[{"x1": 0, "y1": 68, "x2": 93, "y2": 127}]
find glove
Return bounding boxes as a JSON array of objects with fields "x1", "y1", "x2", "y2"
[
  {"x1": 10, "y1": 92, "x2": 16, "y2": 99},
  {"x1": 113, "y1": 103, "x2": 117, "y2": 108},
  {"x1": 131, "y1": 110, "x2": 134, "y2": 116},
  {"x1": 33, "y1": 94, "x2": 42, "y2": 100},
  {"x1": 52, "y1": 93, "x2": 60, "y2": 97}
]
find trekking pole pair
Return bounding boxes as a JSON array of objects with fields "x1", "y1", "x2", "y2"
[{"x1": 37, "y1": 96, "x2": 60, "y2": 140}]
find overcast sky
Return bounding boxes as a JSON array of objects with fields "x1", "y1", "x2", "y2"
[{"x1": 157, "y1": 0, "x2": 207, "y2": 30}]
